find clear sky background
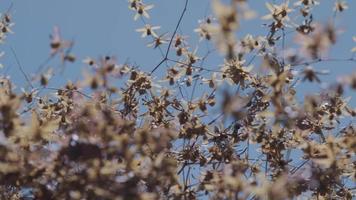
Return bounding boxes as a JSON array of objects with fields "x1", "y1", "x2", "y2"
[{"x1": 1, "y1": 0, "x2": 356, "y2": 106}]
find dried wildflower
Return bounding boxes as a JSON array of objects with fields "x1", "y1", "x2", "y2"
[
  {"x1": 202, "y1": 73, "x2": 220, "y2": 89},
  {"x1": 212, "y1": 0, "x2": 239, "y2": 31},
  {"x1": 262, "y1": 1, "x2": 293, "y2": 28},
  {"x1": 237, "y1": 1, "x2": 257, "y2": 20},
  {"x1": 301, "y1": 66, "x2": 328, "y2": 83},
  {"x1": 0, "y1": 1, "x2": 355, "y2": 200},
  {"x1": 351, "y1": 36, "x2": 356, "y2": 52},
  {"x1": 0, "y1": 12, "x2": 14, "y2": 43},
  {"x1": 147, "y1": 33, "x2": 168, "y2": 49},
  {"x1": 173, "y1": 34, "x2": 188, "y2": 48},
  {"x1": 296, "y1": 15, "x2": 314, "y2": 34},
  {"x1": 0, "y1": 51, "x2": 4, "y2": 69},
  {"x1": 295, "y1": 24, "x2": 336, "y2": 59},
  {"x1": 194, "y1": 18, "x2": 212, "y2": 41},
  {"x1": 221, "y1": 58, "x2": 253, "y2": 87},
  {"x1": 83, "y1": 57, "x2": 96, "y2": 66},
  {"x1": 334, "y1": 0, "x2": 348, "y2": 12},
  {"x1": 136, "y1": 24, "x2": 160, "y2": 38},
  {"x1": 294, "y1": 0, "x2": 320, "y2": 6},
  {"x1": 164, "y1": 66, "x2": 182, "y2": 85},
  {"x1": 128, "y1": 0, "x2": 142, "y2": 10},
  {"x1": 132, "y1": 2, "x2": 154, "y2": 21},
  {"x1": 50, "y1": 26, "x2": 72, "y2": 55},
  {"x1": 185, "y1": 49, "x2": 200, "y2": 65},
  {"x1": 240, "y1": 34, "x2": 266, "y2": 53},
  {"x1": 209, "y1": 0, "x2": 239, "y2": 59}
]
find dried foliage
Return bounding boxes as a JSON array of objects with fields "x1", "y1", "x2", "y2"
[{"x1": 0, "y1": 0, "x2": 356, "y2": 199}]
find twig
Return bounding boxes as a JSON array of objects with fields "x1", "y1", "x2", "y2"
[
  {"x1": 290, "y1": 159, "x2": 309, "y2": 174},
  {"x1": 9, "y1": 46, "x2": 34, "y2": 89},
  {"x1": 150, "y1": 0, "x2": 189, "y2": 74},
  {"x1": 291, "y1": 57, "x2": 356, "y2": 67}
]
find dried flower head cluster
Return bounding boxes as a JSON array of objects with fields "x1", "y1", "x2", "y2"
[{"x1": 0, "y1": 0, "x2": 356, "y2": 199}]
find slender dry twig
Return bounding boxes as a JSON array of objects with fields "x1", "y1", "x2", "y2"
[
  {"x1": 150, "y1": 0, "x2": 189, "y2": 74},
  {"x1": 9, "y1": 46, "x2": 34, "y2": 89}
]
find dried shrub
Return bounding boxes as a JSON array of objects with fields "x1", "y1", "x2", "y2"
[{"x1": 0, "y1": 0, "x2": 355, "y2": 199}]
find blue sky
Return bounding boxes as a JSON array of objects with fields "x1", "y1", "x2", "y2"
[{"x1": 1, "y1": 0, "x2": 356, "y2": 104}]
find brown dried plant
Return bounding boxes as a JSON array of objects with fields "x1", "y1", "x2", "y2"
[{"x1": 0, "y1": 0, "x2": 355, "y2": 199}]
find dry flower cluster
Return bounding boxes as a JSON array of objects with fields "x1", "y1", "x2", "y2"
[{"x1": 0, "y1": 0, "x2": 356, "y2": 199}]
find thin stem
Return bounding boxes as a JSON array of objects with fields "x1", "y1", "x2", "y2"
[
  {"x1": 150, "y1": 0, "x2": 189, "y2": 74},
  {"x1": 9, "y1": 46, "x2": 34, "y2": 89}
]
